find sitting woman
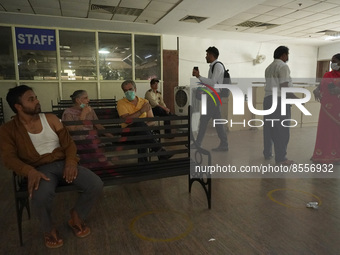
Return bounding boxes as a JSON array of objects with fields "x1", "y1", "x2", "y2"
[
  {"x1": 62, "y1": 90, "x2": 113, "y2": 168},
  {"x1": 311, "y1": 53, "x2": 340, "y2": 164}
]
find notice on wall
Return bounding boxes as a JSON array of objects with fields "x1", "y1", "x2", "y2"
[{"x1": 15, "y1": 27, "x2": 56, "y2": 51}]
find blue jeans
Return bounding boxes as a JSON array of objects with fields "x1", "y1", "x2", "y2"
[{"x1": 31, "y1": 160, "x2": 103, "y2": 233}]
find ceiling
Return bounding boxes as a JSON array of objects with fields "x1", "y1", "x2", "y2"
[{"x1": 1, "y1": 0, "x2": 340, "y2": 46}]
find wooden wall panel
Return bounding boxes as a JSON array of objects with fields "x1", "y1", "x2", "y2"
[{"x1": 163, "y1": 50, "x2": 178, "y2": 113}]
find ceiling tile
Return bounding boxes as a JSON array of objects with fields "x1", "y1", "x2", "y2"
[
  {"x1": 283, "y1": 0, "x2": 318, "y2": 10},
  {"x1": 303, "y1": 12, "x2": 331, "y2": 21},
  {"x1": 91, "y1": 0, "x2": 120, "y2": 6},
  {"x1": 135, "y1": 16, "x2": 159, "y2": 24},
  {"x1": 34, "y1": 7, "x2": 61, "y2": 16},
  {"x1": 154, "y1": 0, "x2": 181, "y2": 3},
  {"x1": 320, "y1": 16, "x2": 340, "y2": 24},
  {"x1": 29, "y1": 0, "x2": 60, "y2": 9},
  {"x1": 302, "y1": 2, "x2": 338, "y2": 12},
  {"x1": 2, "y1": 5, "x2": 34, "y2": 13},
  {"x1": 325, "y1": 0, "x2": 340, "y2": 4},
  {"x1": 245, "y1": 5, "x2": 276, "y2": 14},
  {"x1": 260, "y1": 0, "x2": 296, "y2": 7},
  {"x1": 265, "y1": 7, "x2": 296, "y2": 17},
  {"x1": 145, "y1": 1, "x2": 173, "y2": 11},
  {"x1": 60, "y1": 1, "x2": 89, "y2": 11},
  {"x1": 62, "y1": 9, "x2": 88, "y2": 18},
  {"x1": 88, "y1": 12, "x2": 113, "y2": 19},
  {"x1": 251, "y1": 14, "x2": 276, "y2": 23},
  {"x1": 138, "y1": 9, "x2": 166, "y2": 19},
  {"x1": 320, "y1": 6, "x2": 340, "y2": 15},
  {"x1": 283, "y1": 10, "x2": 313, "y2": 19},
  {"x1": 286, "y1": 19, "x2": 312, "y2": 26},
  {"x1": 119, "y1": 0, "x2": 150, "y2": 9},
  {"x1": 243, "y1": 27, "x2": 266, "y2": 33},
  {"x1": 219, "y1": 18, "x2": 244, "y2": 26},
  {"x1": 234, "y1": 12, "x2": 259, "y2": 20},
  {"x1": 112, "y1": 13, "x2": 137, "y2": 22},
  {"x1": 0, "y1": 0, "x2": 31, "y2": 6}
]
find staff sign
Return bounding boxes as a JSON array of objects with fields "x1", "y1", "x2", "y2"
[{"x1": 15, "y1": 28, "x2": 56, "y2": 51}]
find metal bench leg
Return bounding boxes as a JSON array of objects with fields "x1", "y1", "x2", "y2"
[
  {"x1": 189, "y1": 176, "x2": 211, "y2": 209},
  {"x1": 15, "y1": 196, "x2": 30, "y2": 246}
]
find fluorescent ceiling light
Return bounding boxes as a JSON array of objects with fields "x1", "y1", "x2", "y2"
[{"x1": 99, "y1": 50, "x2": 110, "y2": 54}]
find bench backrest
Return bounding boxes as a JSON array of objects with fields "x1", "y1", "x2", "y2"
[{"x1": 62, "y1": 115, "x2": 190, "y2": 177}]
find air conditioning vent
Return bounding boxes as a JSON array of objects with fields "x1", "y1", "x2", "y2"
[
  {"x1": 115, "y1": 7, "x2": 143, "y2": 16},
  {"x1": 180, "y1": 15, "x2": 208, "y2": 23},
  {"x1": 90, "y1": 4, "x2": 116, "y2": 14},
  {"x1": 236, "y1": 21, "x2": 279, "y2": 29}
]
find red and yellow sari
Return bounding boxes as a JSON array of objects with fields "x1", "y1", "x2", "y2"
[{"x1": 311, "y1": 70, "x2": 340, "y2": 163}]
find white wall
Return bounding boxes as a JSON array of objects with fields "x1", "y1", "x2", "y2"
[
  {"x1": 318, "y1": 41, "x2": 340, "y2": 60},
  {"x1": 177, "y1": 36, "x2": 318, "y2": 87}
]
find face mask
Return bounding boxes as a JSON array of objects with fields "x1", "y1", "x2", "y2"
[
  {"x1": 331, "y1": 62, "x2": 340, "y2": 71},
  {"x1": 125, "y1": 90, "x2": 135, "y2": 101},
  {"x1": 80, "y1": 103, "x2": 86, "y2": 108}
]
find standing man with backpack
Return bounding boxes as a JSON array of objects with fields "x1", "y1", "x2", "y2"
[{"x1": 192, "y1": 46, "x2": 229, "y2": 151}]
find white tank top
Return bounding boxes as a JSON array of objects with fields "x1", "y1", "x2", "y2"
[{"x1": 28, "y1": 113, "x2": 60, "y2": 155}]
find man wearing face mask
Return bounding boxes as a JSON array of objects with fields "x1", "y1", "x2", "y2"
[
  {"x1": 263, "y1": 46, "x2": 298, "y2": 165},
  {"x1": 117, "y1": 80, "x2": 172, "y2": 162}
]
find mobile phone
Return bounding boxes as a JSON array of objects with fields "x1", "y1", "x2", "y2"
[{"x1": 194, "y1": 66, "x2": 199, "y2": 71}]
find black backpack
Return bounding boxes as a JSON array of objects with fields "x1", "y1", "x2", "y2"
[{"x1": 212, "y1": 61, "x2": 231, "y2": 97}]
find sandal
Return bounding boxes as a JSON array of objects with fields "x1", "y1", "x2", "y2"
[
  {"x1": 68, "y1": 219, "x2": 91, "y2": 238},
  {"x1": 44, "y1": 231, "x2": 63, "y2": 249}
]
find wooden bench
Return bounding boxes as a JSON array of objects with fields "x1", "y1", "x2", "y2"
[{"x1": 12, "y1": 113, "x2": 212, "y2": 246}]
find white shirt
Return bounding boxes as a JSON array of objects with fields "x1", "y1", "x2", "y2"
[
  {"x1": 199, "y1": 59, "x2": 224, "y2": 93},
  {"x1": 264, "y1": 59, "x2": 292, "y2": 97},
  {"x1": 28, "y1": 113, "x2": 60, "y2": 155}
]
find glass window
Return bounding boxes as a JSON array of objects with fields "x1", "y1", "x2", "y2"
[
  {"x1": 98, "y1": 32, "x2": 132, "y2": 80},
  {"x1": 16, "y1": 28, "x2": 57, "y2": 80},
  {"x1": 0, "y1": 26, "x2": 15, "y2": 80},
  {"x1": 59, "y1": 31, "x2": 96, "y2": 80},
  {"x1": 134, "y1": 35, "x2": 161, "y2": 80}
]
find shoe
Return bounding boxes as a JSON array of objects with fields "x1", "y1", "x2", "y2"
[
  {"x1": 158, "y1": 148, "x2": 173, "y2": 160},
  {"x1": 44, "y1": 231, "x2": 63, "y2": 249},
  {"x1": 68, "y1": 219, "x2": 91, "y2": 238},
  {"x1": 276, "y1": 159, "x2": 294, "y2": 166},
  {"x1": 264, "y1": 155, "x2": 273, "y2": 160},
  {"x1": 212, "y1": 145, "x2": 228, "y2": 152}
]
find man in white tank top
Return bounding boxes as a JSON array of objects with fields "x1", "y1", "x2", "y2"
[{"x1": 0, "y1": 85, "x2": 103, "y2": 248}]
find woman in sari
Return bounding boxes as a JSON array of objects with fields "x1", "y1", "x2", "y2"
[
  {"x1": 311, "y1": 53, "x2": 340, "y2": 164},
  {"x1": 62, "y1": 90, "x2": 114, "y2": 168}
]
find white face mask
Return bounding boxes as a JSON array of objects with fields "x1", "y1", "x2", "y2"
[{"x1": 331, "y1": 62, "x2": 340, "y2": 71}]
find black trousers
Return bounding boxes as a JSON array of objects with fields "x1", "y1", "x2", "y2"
[
  {"x1": 123, "y1": 122, "x2": 161, "y2": 162},
  {"x1": 263, "y1": 96, "x2": 291, "y2": 163},
  {"x1": 196, "y1": 95, "x2": 228, "y2": 147},
  {"x1": 152, "y1": 106, "x2": 172, "y2": 134}
]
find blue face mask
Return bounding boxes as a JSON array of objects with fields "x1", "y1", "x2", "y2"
[{"x1": 125, "y1": 90, "x2": 135, "y2": 101}]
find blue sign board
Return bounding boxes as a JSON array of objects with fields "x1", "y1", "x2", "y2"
[{"x1": 15, "y1": 28, "x2": 56, "y2": 51}]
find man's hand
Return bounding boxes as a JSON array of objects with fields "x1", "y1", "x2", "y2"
[
  {"x1": 140, "y1": 102, "x2": 151, "y2": 114},
  {"x1": 313, "y1": 88, "x2": 321, "y2": 102},
  {"x1": 27, "y1": 169, "x2": 50, "y2": 199},
  {"x1": 63, "y1": 164, "x2": 78, "y2": 183}
]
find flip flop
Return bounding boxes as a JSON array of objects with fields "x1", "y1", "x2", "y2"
[
  {"x1": 44, "y1": 231, "x2": 63, "y2": 249},
  {"x1": 68, "y1": 219, "x2": 91, "y2": 238}
]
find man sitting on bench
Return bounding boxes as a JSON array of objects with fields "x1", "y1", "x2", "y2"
[
  {"x1": 0, "y1": 85, "x2": 103, "y2": 248},
  {"x1": 117, "y1": 80, "x2": 172, "y2": 162}
]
